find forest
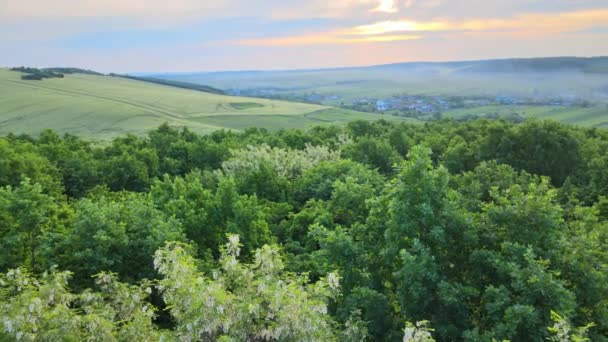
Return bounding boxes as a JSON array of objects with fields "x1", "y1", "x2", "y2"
[{"x1": 0, "y1": 119, "x2": 607, "y2": 341}]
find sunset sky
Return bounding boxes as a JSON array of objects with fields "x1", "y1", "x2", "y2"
[{"x1": 1, "y1": 0, "x2": 608, "y2": 72}]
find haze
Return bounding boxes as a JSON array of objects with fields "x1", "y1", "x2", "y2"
[{"x1": 2, "y1": 0, "x2": 608, "y2": 72}]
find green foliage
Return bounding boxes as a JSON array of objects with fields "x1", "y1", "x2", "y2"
[
  {"x1": 0, "y1": 138, "x2": 62, "y2": 194},
  {"x1": 0, "y1": 180, "x2": 66, "y2": 272},
  {"x1": 548, "y1": 311, "x2": 595, "y2": 342},
  {"x1": 101, "y1": 135, "x2": 159, "y2": 192},
  {"x1": 403, "y1": 321, "x2": 436, "y2": 342},
  {"x1": 0, "y1": 119, "x2": 607, "y2": 340},
  {"x1": 46, "y1": 193, "x2": 185, "y2": 287},
  {"x1": 1, "y1": 236, "x2": 367, "y2": 341},
  {"x1": 338, "y1": 287, "x2": 394, "y2": 340},
  {"x1": 490, "y1": 120, "x2": 583, "y2": 186},
  {"x1": 222, "y1": 143, "x2": 341, "y2": 200},
  {"x1": 342, "y1": 136, "x2": 401, "y2": 174},
  {"x1": 11, "y1": 66, "x2": 64, "y2": 80},
  {"x1": 35, "y1": 130, "x2": 101, "y2": 197},
  {"x1": 115, "y1": 74, "x2": 225, "y2": 94},
  {"x1": 151, "y1": 173, "x2": 271, "y2": 259},
  {"x1": 154, "y1": 236, "x2": 343, "y2": 341},
  {"x1": 147, "y1": 123, "x2": 231, "y2": 176},
  {"x1": 479, "y1": 179, "x2": 563, "y2": 256},
  {"x1": 0, "y1": 268, "x2": 161, "y2": 341},
  {"x1": 328, "y1": 177, "x2": 375, "y2": 226},
  {"x1": 293, "y1": 159, "x2": 384, "y2": 204}
]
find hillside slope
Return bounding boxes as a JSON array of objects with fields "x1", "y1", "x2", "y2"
[
  {"x1": 152, "y1": 57, "x2": 608, "y2": 127},
  {"x1": 0, "y1": 69, "x2": 404, "y2": 140}
]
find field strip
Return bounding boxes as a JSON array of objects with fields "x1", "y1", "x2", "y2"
[
  {"x1": 303, "y1": 110, "x2": 342, "y2": 122},
  {"x1": 109, "y1": 113, "x2": 227, "y2": 131},
  {"x1": 5, "y1": 79, "x2": 186, "y2": 121}
]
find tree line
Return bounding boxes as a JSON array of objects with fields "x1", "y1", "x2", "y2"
[
  {"x1": 1, "y1": 119, "x2": 607, "y2": 341},
  {"x1": 10, "y1": 67, "x2": 103, "y2": 80}
]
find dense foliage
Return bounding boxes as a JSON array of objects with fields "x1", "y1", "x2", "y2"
[
  {"x1": 113, "y1": 74, "x2": 226, "y2": 95},
  {"x1": 10, "y1": 67, "x2": 65, "y2": 80},
  {"x1": 10, "y1": 67, "x2": 103, "y2": 81},
  {"x1": 0, "y1": 119, "x2": 606, "y2": 341}
]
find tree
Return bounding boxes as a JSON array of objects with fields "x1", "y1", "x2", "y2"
[
  {"x1": 151, "y1": 174, "x2": 271, "y2": 259},
  {"x1": 342, "y1": 136, "x2": 401, "y2": 175},
  {"x1": 154, "y1": 236, "x2": 346, "y2": 341},
  {"x1": 328, "y1": 177, "x2": 375, "y2": 227},
  {"x1": 0, "y1": 236, "x2": 368, "y2": 341},
  {"x1": 489, "y1": 120, "x2": 583, "y2": 186},
  {"x1": 221, "y1": 143, "x2": 340, "y2": 201},
  {"x1": 379, "y1": 146, "x2": 577, "y2": 340},
  {"x1": 47, "y1": 193, "x2": 185, "y2": 287},
  {"x1": 0, "y1": 138, "x2": 62, "y2": 194},
  {"x1": 548, "y1": 311, "x2": 595, "y2": 342},
  {"x1": 0, "y1": 268, "x2": 161, "y2": 341},
  {"x1": 35, "y1": 130, "x2": 101, "y2": 198},
  {"x1": 0, "y1": 180, "x2": 65, "y2": 273},
  {"x1": 100, "y1": 135, "x2": 159, "y2": 192},
  {"x1": 293, "y1": 159, "x2": 384, "y2": 205}
]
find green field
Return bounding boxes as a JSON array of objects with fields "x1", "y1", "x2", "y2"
[
  {"x1": 443, "y1": 105, "x2": 608, "y2": 127},
  {"x1": 0, "y1": 68, "x2": 405, "y2": 140},
  {"x1": 154, "y1": 58, "x2": 608, "y2": 126},
  {"x1": 193, "y1": 108, "x2": 414, "y2": 130}
]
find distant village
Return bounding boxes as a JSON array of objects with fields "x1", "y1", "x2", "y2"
[
  {"x1": 344, "y1": 94, "x2": 591, "y2": 117},
  {"x1": 227, "y1": 87, "x2": 593, "y2": 121}
]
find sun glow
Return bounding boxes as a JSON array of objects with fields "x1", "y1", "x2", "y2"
[
  {"x1": 373, "y1": 0, "x2": 398, "y2": 13},
  {"x1": 237, "y1": 8, "x2": 608, "y2": 47},
  {"x1": 355, "y1": 20, "x2": 447, "y2": 35}
]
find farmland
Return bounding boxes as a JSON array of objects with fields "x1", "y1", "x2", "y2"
[
  {"x1": 443, "y1": 104, "x2": 608, "y2": 127},
  {"x1": 151, "y1": 57, "x2": 608, "y2": 126},
  {"x1": 0, "y1": 68, "x2": 404, "y2": 140}
]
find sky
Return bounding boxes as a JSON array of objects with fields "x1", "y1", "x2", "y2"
[{"x1": 1, "y1": 0, "x2": 608, "y2": 72}]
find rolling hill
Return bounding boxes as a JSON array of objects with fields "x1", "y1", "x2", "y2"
[
  {"x1": 148, "y1": 57, "x2": 608, "y2": 127},
  {"x1": 148, "y1": 57, "x2": 608, "y2": 100},
  {"x1": 0, "y1": 68, "x2": 408, "y2": 140}
]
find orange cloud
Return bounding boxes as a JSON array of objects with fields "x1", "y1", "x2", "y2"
[
  {"x1": 241, "y1": 8, "x2": 608, "y2": 46},
  {"x1": 354, "y1": 9, "x2": 608, "y2": 35}
]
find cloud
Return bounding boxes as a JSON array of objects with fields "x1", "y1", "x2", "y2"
[
  {"x1": 1, "y1": 0, "x2": 607, "y2": 71},
  {"x1": 360, "y1": 8, "x2": 608, "y2": 35},
  {"x1": 373, "y1": 0, "x2": 398, "y2": 13},
  {"x1": 1, "y1": 0, "x2": 391, "y2": 22},
  {"x1": 1, "y1": 0, "x2": 222, "y2": 18},
  {"x1": 354, "y1": 20, "x2": 446, "y2": 35},
  {"x1": 238, "y1": 8, "x2": 608, "y2": 46}
]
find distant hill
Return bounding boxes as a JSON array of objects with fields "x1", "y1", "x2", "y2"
[
  {"x1": 149, "y1": 57, "x2": 608, "y2": 96},
  {"x1": 152, "y1": 57, "x2": 608, "y2": 78},
  {"x1": 0, "y1": 68, "x2": 408, "y2": 140},
  {"x1": 148, "y1": 56, "x2": 608, "y2": 128},
  {"x1": 445, "y1": 57, "x2": 608, "y2": 74}
]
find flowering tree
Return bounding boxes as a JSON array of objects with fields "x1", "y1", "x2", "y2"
[{"x1": 1, "y1": 236, "x2": 357, "y2": 341}]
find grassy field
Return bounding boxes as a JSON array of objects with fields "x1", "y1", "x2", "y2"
[
  {"x1": 443, "y1": 105, "x2": 608, "y2": 127},
  {"x1": 193, "y1": 109, "x2": 414, "y2": 130},
  {"x1": 0, "y1": 68, "x2": 407, "y2": 140},
  {"x1": 155, "y1": 59, "x2": 608, "y2": 127}
]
